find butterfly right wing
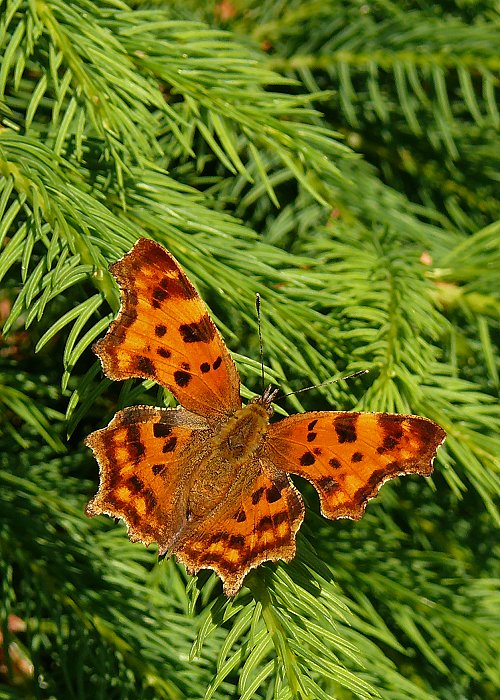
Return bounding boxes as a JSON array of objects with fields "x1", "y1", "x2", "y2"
[
  {"x1": 85, "y1": 405, "x2": 212, "y2": 551},
  {"x1": 265, "y1": 411, "x2": 445, "y2": 520}
]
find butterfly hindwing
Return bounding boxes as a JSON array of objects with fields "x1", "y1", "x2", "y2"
[
  {"x1": 265, "y1": 412, "x2": 446, "y2": 520},
  {"x1": 94, "y1": 239, "x2": 241, "y2": 417},
  {"x1": 173, "y1": 461, "x2": 305, "y2": 595},
  {"x1": 85, "y1": 405, "x2": 212, "y2": 551}
]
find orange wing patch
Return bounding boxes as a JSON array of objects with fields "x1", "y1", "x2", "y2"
[
  {"x1": 173, "y1": 464, "x2": 304, "y2": 596},
  {"x1": 266, "y1": 412, "x2": 446, "y2": 519},
  {"x1": 94, "y1": 238, "x2": 241, "y2": 417},
  {"x1": 86, "y1": 405, "x2": 212, "y2": 551}
]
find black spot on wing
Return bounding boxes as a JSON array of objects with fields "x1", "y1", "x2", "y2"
[
  {"x1": 299, "y1": 451, "x2": 315, "y2": 466},
  {"x1": 200, "y1": 362, "x2": 211, "y2": 373},
  {"x1": 252, "y1": 487, "x2": 265, "y2": 504},
  {"x1": 153, "y1": 424, "x2": 172, "y2": 438},
  {"x1": 126, "y1": 425, "x2": 145, "y2": 460},
  {"x1": 174, "y1": 370, "x2": 191, "y2": 387},
  {"x1": 334, "y1": 414, "x2": 358, "y2": 443},
  {"x1": 162, "y1": 436, "x2": 178, "y2": 453},
  {"x1": 155, "y1": 324, "x2": 167, "y2": 337},
  {"x1": 229, "y1": 534, "x2": 245, "y2": 548},
  {"x1": 255, "y1": 511, "x2": 289, "y2": 535},
  {"x1": 213, "y1": 355, "x2": 222, "y2": 370},
  {"x1": 136, "y1": 355, "x2": 155, "y2": 376},
  {"x1": 128, "y1": 475, "x2": 144, "y2": 493},
  {"x1": 152, "y1": 287, "x2": 168, "y2": 308},
  {"x1": 157, "y1": 348, "x2": 171, "y2": 359},
  {"x1": 387, "y1": 435, "x2": 400, "y2": 449},
  {"x1": 266, "y1": 485, "x2": 282, "y2": 503},
  {"x1": 179, "y1": 315, "x2": 215, "y2": 343}
]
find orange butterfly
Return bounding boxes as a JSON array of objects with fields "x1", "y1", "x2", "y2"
[{"x1": 86, "y1": 238, "x2": 446, "y2": 595}]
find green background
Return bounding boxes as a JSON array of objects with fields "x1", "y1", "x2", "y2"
[{"x1": 0, "y1": 1, "x2": 498, "y2": 698}]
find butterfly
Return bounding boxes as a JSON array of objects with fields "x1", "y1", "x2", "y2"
[{"x1": 86, "y1": 238, "x2": 446, "y2": 595}]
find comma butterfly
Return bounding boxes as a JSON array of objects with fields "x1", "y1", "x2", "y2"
[{"x1": 86, "y1": 239, "x2": 446, "y2": 595}]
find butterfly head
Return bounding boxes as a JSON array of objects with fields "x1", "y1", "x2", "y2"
[{"x1": 250, "y1": 385, "x2": 279, "y2": 415}]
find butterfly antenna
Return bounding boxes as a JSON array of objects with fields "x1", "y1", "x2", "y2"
[
  {"x1": 255, "y1": 293, "x2": 266, "y2": 394},
  {"x1": 276, "y1": 369, "x2": 369, "y2": 402}
]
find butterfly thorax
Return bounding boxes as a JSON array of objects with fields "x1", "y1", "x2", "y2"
[
  {"x1": 214, "y1": 402, "x2": 270, "y2": 459},
  {"x1": 187, "y1": 402, "x2": 270, "y2": 518}
]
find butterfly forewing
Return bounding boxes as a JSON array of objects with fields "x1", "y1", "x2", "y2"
[
  {"x1": 265, "y1": 412, "x2": 446, "y2": 519},
  {"x1": 94, "y1": 239, "x2": 241, "y2": 417}
]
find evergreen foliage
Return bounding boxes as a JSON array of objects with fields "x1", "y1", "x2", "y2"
[{"x1": 0, "y1": 1, "x2": 498, "y2": 698}]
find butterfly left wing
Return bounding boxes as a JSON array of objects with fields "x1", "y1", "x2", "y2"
[
  {"x1": 94, "y1": 238, "x2": 241, "y2": 417},
  {"x1": 173, "y1": 462, "x2": 305, "y2": 595},
  {"x1": 265, "y1": 412, "x2": 446, "y2": 520},
  {"x1": 85, "y1": 405, "x2": 212, "y2": 551}
]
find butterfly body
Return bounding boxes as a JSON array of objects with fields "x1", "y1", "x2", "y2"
[
  {"x1": 182, "y1": 402, "x2": 269, "y2": 518},
  {"x1": 86, "y1": 238, "x2": 446, "y2": 595}
]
